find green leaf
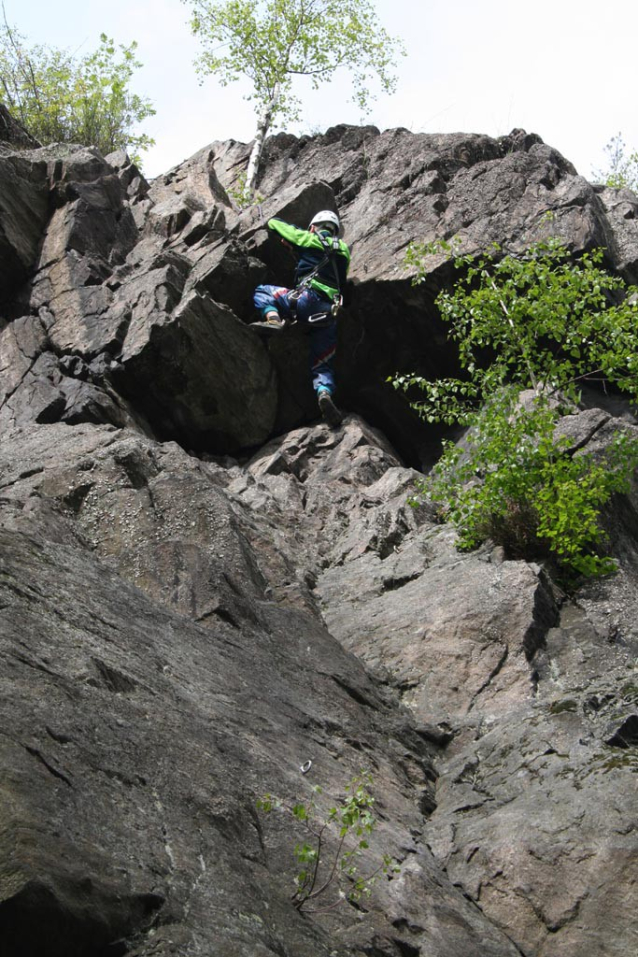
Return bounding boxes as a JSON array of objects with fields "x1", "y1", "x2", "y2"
[{"x1": 395, "y1": 238, "x2": 638, "y2": 580}]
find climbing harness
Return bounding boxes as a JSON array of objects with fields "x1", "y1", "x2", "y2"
[{"x1": 292, "y1": 232, "x2": 344, "y2": 327}]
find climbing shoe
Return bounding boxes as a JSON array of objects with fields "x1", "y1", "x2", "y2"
[
  {"x1": 318, "y1": 390, "x2": 343, "y2": 427},
  {"x1": 251, "y1": 311, "x2": 286, "y2": 335}
]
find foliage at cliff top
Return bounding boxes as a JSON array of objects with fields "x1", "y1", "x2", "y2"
[
  {"x1": 0, "y1": 19, "x2": 155, "y2": 164},
  {"x1": 592, "y1": 133, "x2": 638, "y2": 193},
  {"x1": 394, "y1": 237, "x2": 638, "y2": 579},
  {"x1": 183, "y1": 0, "x2": 405, "y2": 194}
]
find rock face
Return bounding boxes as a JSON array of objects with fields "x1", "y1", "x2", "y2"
[
  {"x1": 0, "y1": 104, "x2": 40, "y2": 150},
  {"x1": 1, "y1": 122, "x2": 637, "y2": 957}
]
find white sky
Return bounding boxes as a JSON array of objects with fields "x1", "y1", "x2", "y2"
[{"x1": 15, "y1": 0, "x2": 638, "y2": 180}]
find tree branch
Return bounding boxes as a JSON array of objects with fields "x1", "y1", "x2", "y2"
[
  {"x1": 301, "y1": 831, "x2": 347, "y2": 906},
  {"x1": 286, "y1": 65, "x2": 334, "y2": 76}
]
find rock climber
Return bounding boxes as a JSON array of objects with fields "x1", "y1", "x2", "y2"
[{"x1": 252, "y1": 209, "x2": 350, "y2": 427}]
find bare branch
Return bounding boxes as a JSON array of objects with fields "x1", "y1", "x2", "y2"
[{"x1": 300, "y1": 831, "x2": 347, "y2": 906}]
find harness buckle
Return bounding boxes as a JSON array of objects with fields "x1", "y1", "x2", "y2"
[
  {"x1": 306, "y1": 311, "x2": 333, "y2": 328},
  {"x1": 288, "y1": 287, "x2": 303, "y2": 309}
]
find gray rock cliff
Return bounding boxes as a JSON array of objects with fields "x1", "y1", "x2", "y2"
[{"x1": 1, "y1": 123, "x2": 636, "y2": 957}]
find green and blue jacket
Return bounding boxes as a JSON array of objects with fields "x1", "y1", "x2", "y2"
[{"x1": 268, "y1": 218, "x2": 350, "y2": 301}]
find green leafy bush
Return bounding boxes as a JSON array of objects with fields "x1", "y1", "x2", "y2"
[
  {"x1": 0, "y1": 20, "x2": 155, "y2": 164},
  {"x1": 257, "y1": 771, "x2": 400, "y2": 913},
  {"x1": 592, "y1": 133, "x2": 638, "y2": 192},
  {"x1": 426, "y1": 388, "x2": 638, "y2": 578},
  {"x1": 394, "y1": 238, "x2": 638, "y2": 579}
]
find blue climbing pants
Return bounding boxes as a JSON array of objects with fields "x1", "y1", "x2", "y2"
[{"x1": 253, "y1": 284, "x2": 337, "y2": 395}]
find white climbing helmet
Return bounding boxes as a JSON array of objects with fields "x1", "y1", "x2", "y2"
[{"x1": 309, "y1": 209, "x2": 340, "y2": 235}]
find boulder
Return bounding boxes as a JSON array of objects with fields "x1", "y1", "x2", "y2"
[{"x1": 117, "y1": 287, "x2": 277, "y2": 452}]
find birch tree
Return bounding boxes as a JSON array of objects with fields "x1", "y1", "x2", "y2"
[{"x1": 183, "y1": 0, "x2": 404, "y2": 196}]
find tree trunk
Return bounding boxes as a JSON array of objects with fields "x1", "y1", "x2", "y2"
[{"x1": 245, "y1": 83, "x2": 280, "y2": 197}]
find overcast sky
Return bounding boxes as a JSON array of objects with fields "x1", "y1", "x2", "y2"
[{"x1": 16, "y1": 0, "x2": 638, "y2": 181}]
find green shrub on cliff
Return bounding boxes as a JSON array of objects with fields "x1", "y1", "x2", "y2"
[
  {"x1": 0, "y1": 19, "x2": 155, "y2": 163},
  {"x1": 258, "y1": 772, "x2": 400, "y2": 913},
  {"x1": 393, "y1": 238, "x2": 638, "y2": 579},
  {"x1": 592, "y1": 133, "x2": 638, "y2": 192}
]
